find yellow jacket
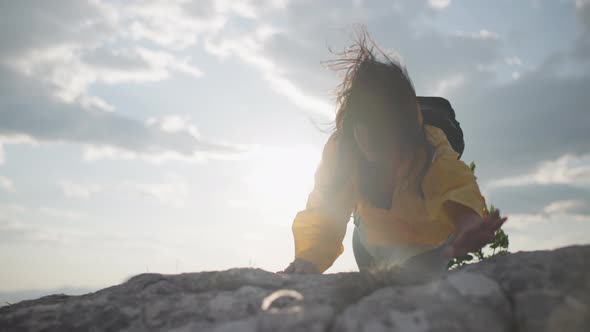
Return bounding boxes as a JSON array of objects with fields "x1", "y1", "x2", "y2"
[{"x1": 291, "y1": 125, "x2": 487, "y2": 272}]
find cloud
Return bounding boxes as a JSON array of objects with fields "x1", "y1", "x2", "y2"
[
  {"x1": 135, "y1": 175, "x2": 190, "y2": 207},
  {"x1": 2, "y1": 0, "x2": 586, "y2": 174},
  {"x1": 0, "y1": 202, "x2": 187, "y2": 251},
  {"x1": 429, "y1": 74, "x2": 465, "y2": 96},
  {"x1": 145, "y1": 115, "x2": 200, "y2": 136},
  {"x1": 511, "y1": 71, "x2": 521, "y2": 80},
  {"x1": 121, "y1": 0, "x2": 229, "y2": 49},
  {"x1": 0, "y1": 176, "x2": 14, "y2": 192},
  {"x1": 486, "y1": 153, "x2": 590, "y2": 189},
  {"x1": 0, "y1": 215, "x2": 184, "y2": 255},
  {"x1": 0, "y1": 135, "x2": 37, "y2": 165},
  {"x1": 510, "y1": 208, "x2": 590, "y2": 229},
  {"x1": 574, "y1": 0, "x2": 590, "y2": 61},
  {"x1": 0, "y1": 0, "x2": 117, "y2": 58},
  {"x1": 458, "y1": 60, "x2": 590, "y2": 180},
  {"x1": 119, "y1": 0, "x2": 290, "y2": 50},
  {"x1": 228, "y1": 199, "x2": 251, "y2": 208},
  {"x1": 0, "y1": 0, "x2": 510, "y2": 162},
  {"x1": 505, "y1": 216, "x2": 589, "y2": 252},
  {"x1": 58, "y1": 175, "x2": 192, "y2": 207},
  {"x1": 203, "y1": 23, "x2": 335, "y2": 119},
  {"x1": 483, "y1": 153, "x2": 590, "y2": 223},
  {"x1": 0, "y1": 203, "x2": 27, "y2": 215},
  {"x1": 39, "y1": 207, "x2": 87, "y2": 221},
  {"x1": 505, "y1": 56, "x2": 523, "y2": 66},
  {"x1": 210, "y1": 0, "x2": 588, "y2": 183},
  {"x1": 544, "y1": 199, "x2": 590, "y2": 215},
  {"x1": 484, "y1": 182, "x2": 590, "y2": 216},
  {"x1": 58, "y1": 181, "x2": 103, "y2": 199},
  {"x1": 156, "y1": 0, "x2": 585, "y2": 193},
  {"x1": 452, "y1": 29, "x2": 499, "y2": 41},
  {"x1": 199, "y1": 0, "x2": 505, "y2": 122},
  {"x1": 0, "y1": 65, "x2": 243, "y2": 162},
  {"x1": 428, "y1": 0, "x2": 451, "y2": 10},
  {"x1": 18, "y1": 46, "x2": 204, "y2": 108},
  {"x1": 80, "y1": 142, "x2": 245, "y2": 164},
  {"x1": 0, "y1": 0, "x2": 245, "y2": 164},
  {"x1": 501, "y1": 198, "x2": 590, "y2": 252},
  {"x1": 0, "y1": 0, "x2": 117, "y2": 110},
  {"x1": 578, "y1": 0, "x2": 590, "y2": 19},
  {"x1": 98, "y1": 0, "x2": 338, "y2": 120},
  {"x1": 1, "y1": 0, "x2": 204, "y2": 108},
  {"x1": 0, "y1": 218, "x2": 86, "y2": 247}
]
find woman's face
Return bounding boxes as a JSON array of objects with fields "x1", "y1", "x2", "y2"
[{"x1": 353, "y1": 123, "x2": 398, "y2": 163}]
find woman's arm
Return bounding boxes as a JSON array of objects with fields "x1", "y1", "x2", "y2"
[
  {"x1": 421, "y1": 125, "x2": 507, "y2": 258},
  {"x1": 281, "y1": 134, "x2": 355, "y2": 274},
  {"x1": 442, "y1": 201, "x2": 507, "y2": 258}
]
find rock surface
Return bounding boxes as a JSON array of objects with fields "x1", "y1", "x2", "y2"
[{"x1": 1, "y1": 245, "x2": 589, "y2": 332}]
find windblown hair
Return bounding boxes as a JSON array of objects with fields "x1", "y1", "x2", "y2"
[{"x1": 325, "y1": 28, "x2": 433, "y2": 209}]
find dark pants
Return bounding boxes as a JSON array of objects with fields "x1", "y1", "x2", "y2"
[{"x1": 352, "y1": 224, "x2": 451, "y2": 273}]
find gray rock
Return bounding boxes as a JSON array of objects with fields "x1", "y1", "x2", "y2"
[
  {"x1": 333, "y1": 272, "x2": 512, "y2": 332},
  {"x1": 0, "y1": 245, "x2": 588, "y2": 332},
  {"x1": 460, "y1": 245, "x2": 590, "y2": 332}
]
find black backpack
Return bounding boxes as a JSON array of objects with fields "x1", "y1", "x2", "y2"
[{"x1": 418, "y1": 96, "x2": 464, "y2": 158}]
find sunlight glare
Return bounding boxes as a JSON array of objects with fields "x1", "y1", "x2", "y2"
[{"x1": 242, "y1": 145, "x2": 322, "y2": 222}]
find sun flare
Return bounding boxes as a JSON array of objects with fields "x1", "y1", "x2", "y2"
[{"x1": 243, "y1": 145, "x2": 323, "y2": 219}]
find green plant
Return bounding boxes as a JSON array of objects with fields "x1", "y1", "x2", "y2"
[{"x1": 447, "y1": 162, "x2": 510, "y2": 269}]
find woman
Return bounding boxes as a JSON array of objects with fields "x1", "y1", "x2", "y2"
[{"x1": 282, "y1": 32, "x2": 507, "y2": 274}]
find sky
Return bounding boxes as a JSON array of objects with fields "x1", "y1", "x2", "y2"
[{"x1": 1, "y1": 0, "x2": 589, "y2": 303}]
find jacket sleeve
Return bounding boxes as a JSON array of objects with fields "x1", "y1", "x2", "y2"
[
  {"x1": 291, "y1": 134, "x2": 355, "y2": 273},
  {"x1": 422, "y1": 126, "x2": 488, "y2": 234}
]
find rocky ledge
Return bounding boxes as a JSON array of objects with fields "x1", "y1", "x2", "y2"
[{"x1": 1, "y1": 245, "x2": 589, "y2": 332}]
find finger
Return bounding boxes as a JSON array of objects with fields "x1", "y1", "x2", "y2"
[
  {"x1": 486, "y1": 209, "x2": 500, "y2": 223},
  {"x1": 483, "y1": 210, "x2": 496, "y2": 220},
  {"x1": 483, "y1": 215, "x2": 495, "y2": 225},
  {"x1": 490, "y1": 217, "x2": 508, "y2": 231},
  {"x1": 484, "y1": 215, "x2": 506, "y2": 232},
  {"x1": 488, "y1": 209, "x2": 501, "y2": 222},
  {"x1": 493, "y1": 208, "x2": 500, "y2": 219},
  {"x1": 283, "y1": 263, "x2": 296, "y2": 274}
]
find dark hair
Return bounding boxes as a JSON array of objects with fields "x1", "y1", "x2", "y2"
[{"x1": 325, "y1": 28, "x2": 433, "y2": 209}]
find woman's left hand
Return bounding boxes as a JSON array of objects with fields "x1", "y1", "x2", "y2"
[{"x1": 443, "y1": 208, "x2": 508, "y2": 259}]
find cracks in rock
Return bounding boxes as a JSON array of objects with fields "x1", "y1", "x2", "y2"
[{"x1": 495, "y1": 280, "x2": 519, "y2": 332}]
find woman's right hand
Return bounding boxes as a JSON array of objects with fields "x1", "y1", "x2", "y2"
[
  {"x1": 279, "y1": 258, "x2": 320, "y2": 274},
  {"x1": 442, "y1": 207, "x2": 508, "y2": 259}
]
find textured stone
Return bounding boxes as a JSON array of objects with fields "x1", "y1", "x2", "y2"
[
  {"x1": 0, "y1": 245, "x2": 589, "y2": 332},
  {"x1": 333, "y1": 272, "x2": 512, "y2": 332}
]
